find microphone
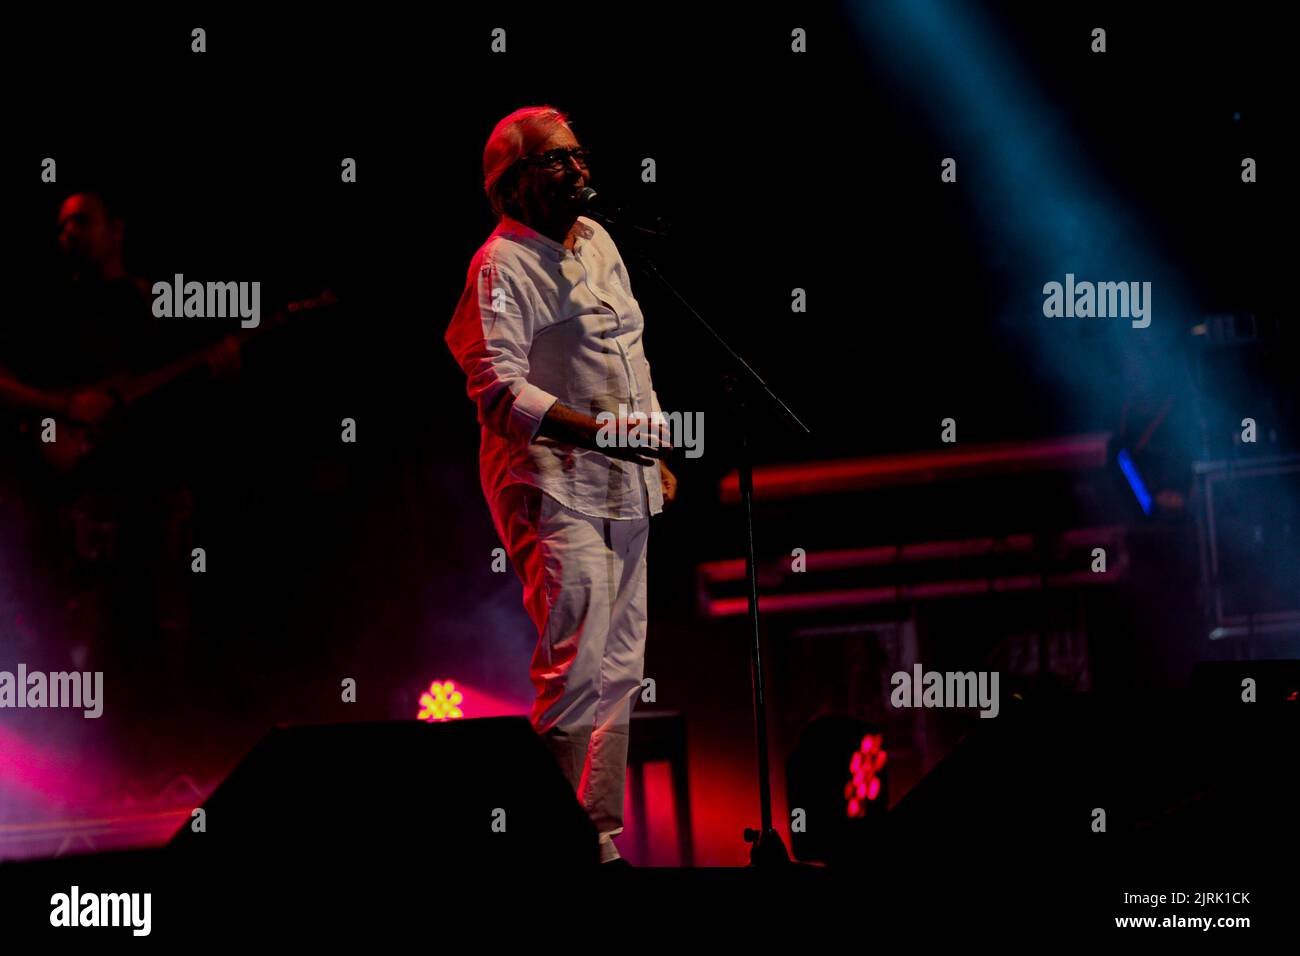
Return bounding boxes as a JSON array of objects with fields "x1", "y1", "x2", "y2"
[
  {"x1": 574, "y1": 186, "x2": 623, "y2": 221},
  {"x1": 574, "y1": 187, "x2": 669, "y2": 237}
]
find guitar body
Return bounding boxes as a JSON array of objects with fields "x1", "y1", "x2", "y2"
[
  {"x1": 39, "y1": 418, "x2": 103, "y2": 473},
  {"x1": 27, "y1": 289, "x2": 335, "y2": 475}
]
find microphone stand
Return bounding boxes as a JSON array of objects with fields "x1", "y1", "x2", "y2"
[{"x1": 592, "y1": 207, "x2": 811, "y2": 867}]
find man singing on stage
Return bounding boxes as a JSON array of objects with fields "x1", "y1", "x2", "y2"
[{"x1": 445, "y1": 106, "x2": 678, "y2": 866}]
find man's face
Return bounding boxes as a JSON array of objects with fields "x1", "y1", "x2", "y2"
[
  {"x1": 513, "y1": 124, "x2": 590, "y2": 230},
  {"x1": 58, "y1": 193, "x2": 122, "y2": 272}
]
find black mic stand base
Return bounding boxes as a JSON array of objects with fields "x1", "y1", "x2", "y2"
[{"x1": 744, "y1": 827, "x2": 792, "y2": 867}]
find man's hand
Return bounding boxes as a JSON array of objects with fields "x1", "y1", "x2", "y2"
[
  {"x1": 659, "y1": 460, "x2": 678, "y2": 509},
  {"x1": 538, "y1": 402, "x2": 673, "y2": 465},
  {"x1": 600, "y1": 409, "x2": 673, "y2": 466},
  {"x1": 64, "y1": 388, "x2": 118, "y2": 425}
]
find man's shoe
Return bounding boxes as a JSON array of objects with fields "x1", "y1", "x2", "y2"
[{"x1": 601, "y1": 857, "x2": 633, "y2": 868}]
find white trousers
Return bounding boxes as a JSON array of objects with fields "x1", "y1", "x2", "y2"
[{"x1": 491, "y1": 483, "x2": 649, "y2": 864}]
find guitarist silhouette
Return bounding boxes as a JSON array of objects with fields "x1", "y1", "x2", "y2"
[
  {"x1": 0, "y1": 189, "x2": 240, "y2": 693},
  {"x1": 1, "y1": 191, "x2": 241, "y2": 447}
]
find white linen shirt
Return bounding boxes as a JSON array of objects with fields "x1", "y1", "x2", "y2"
[{"x1": 446, "y1": 213, "x2": 664, "y2": 521}]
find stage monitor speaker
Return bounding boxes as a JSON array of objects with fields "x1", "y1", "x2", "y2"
[
  {"x1": 876, "y1": 682, "x2": 1299, "y2": 871},
  {"x1": 168, "y1": 717, "x2": 599, "y2": 870},
  {"x1": 785, "y1": 716, "x2": 888, "y2": 865},
  {"x1": 1194, "y1": 456, "x2": 1300, "y2": 641}
]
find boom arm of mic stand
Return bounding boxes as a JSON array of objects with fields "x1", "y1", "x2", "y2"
[
  {"x1": 587, "y1": 208, "x2": 673, "y2": 241},
  {"x1": 625, "y1": 246, "x2": 810, "y2": 437}
]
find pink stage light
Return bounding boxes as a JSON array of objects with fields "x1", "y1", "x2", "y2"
[{"x1": 844, "y1": 733, "x2": 887, "y2": 819}]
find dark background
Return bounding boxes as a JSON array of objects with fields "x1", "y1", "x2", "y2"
[{"x1": 1, "y1": 3, "x2": 1291, "y2": 867}]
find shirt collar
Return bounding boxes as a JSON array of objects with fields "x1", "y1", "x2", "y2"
[{"x1": 495, "y1": 213, "x2": 594, "y2": 259}]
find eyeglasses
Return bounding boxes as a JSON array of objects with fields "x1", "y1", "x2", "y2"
[{"x1": 520, "y1": 147, "x2": 591, "y2": 172}]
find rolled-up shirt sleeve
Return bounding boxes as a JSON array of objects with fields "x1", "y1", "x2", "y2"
[{"x1": 445, "y1": 255, "x2": 558, "y2": 441}]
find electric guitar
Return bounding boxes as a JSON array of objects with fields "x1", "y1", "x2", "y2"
[{"x1": 31, "y1": 289, "x2": 337, "y2": 473}]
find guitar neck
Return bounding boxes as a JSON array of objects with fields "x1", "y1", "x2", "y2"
[
  {"x1": 118, "y1": 320, "x2": 273, "y2": 407},
  {"x1": 115, "y1": 290, "x2": 334, "y2": 407}
]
